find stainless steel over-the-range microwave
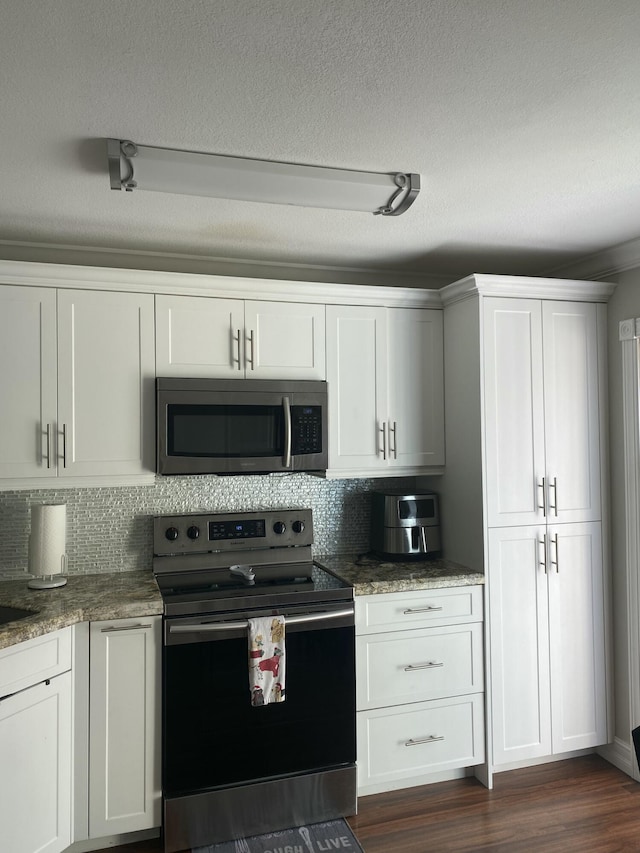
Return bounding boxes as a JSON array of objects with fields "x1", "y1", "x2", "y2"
[{"x1": 156, "y1": 377, "x2": 328, "y2": 475}]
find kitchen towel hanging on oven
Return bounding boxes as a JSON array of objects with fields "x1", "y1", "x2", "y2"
[{"x1": 248, "y1": 615, "x2": 286, "y2": 706}]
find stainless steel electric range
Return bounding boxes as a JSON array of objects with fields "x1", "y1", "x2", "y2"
[{"x1": 152, "y1": 508, "x2": 357, "y2": 853}]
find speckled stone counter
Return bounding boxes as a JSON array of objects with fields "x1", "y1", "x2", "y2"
[
  {"x1": 315, "y1": 553, "x2": 484, "y2": 595},
  {"x1": 0, "y1": 570, "x2": 162, "y2": 650}
]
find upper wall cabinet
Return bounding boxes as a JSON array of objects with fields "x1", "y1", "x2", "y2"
[
  {"x1": 326, "y1": 305, "x2": 444, "y2": 477},
  {"x1": 0, "y1": 285, "x2": 155, "y2": 482},
  {"x1": 156, "y1": 295, "x2": 326, "y2": 380},
  {"x1": 483, "y1": 298, "x2": 602, "y2": 528}
]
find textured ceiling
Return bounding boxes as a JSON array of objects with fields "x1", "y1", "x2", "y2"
[{"x1": 2, "y1": 0, "x2": 640, "y2": 283}]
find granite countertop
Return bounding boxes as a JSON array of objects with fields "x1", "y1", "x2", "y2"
[
  {"x1": 0, "y1": 570, "x2": 162, "y2": 651},
  {"x1": 315, "y1": 553, "x2": 484, "y2": 595}
]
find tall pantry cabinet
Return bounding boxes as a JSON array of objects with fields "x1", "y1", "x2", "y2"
[{"x1": 434, "y1": 275, "x2": 615, "y2": 785}]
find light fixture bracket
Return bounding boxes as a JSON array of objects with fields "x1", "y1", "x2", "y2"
[{"x1": 106, "y1": 138, "x2": 420, "y2": 215}]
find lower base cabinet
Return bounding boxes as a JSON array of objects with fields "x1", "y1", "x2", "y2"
[
  {"x1": 355, "y1": 586, "x2": 485, "y2": 795},
  {"x1": 0, "y1": 628, "x2": 73, "y2": 853},
  {"x1": 89, "y1": 616, "x2": 162, "y2": 837}
]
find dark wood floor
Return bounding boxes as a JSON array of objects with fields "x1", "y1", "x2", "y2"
[{"x1": 94, "y1": 755, "x2": 640, "y2": 852}]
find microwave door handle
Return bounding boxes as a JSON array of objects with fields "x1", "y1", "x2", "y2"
[{"x1": 283, "y1": 396, "x2": 292, "y2": 468}]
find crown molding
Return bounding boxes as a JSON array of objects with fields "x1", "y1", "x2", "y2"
[
  {"x1": 0, "y1": 238, "x2": 452, "y2": 290},
  {"x1": 0, "y1": 257, "x2": 445, "y2": 309},
  {"x1": 440, "y1": 273, "x2": 616, "y2": 307},
  {"x1": 542, "y1": 236, "x2": 640, "y2": 282}
]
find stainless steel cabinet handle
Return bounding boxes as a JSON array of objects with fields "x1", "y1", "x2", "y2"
[
  {"x1": 379, "y1": 421, "x2": 387, "y2": 459},
  {"x1": 168, "y1": 607, "x2": 354, "y2": 634},
  {"x1": 403, "y1": 605, "x2": 443, "y2": 614},
  {"x1": 537, "y1": 477, "x2": 547, "y2": 516},
  {"x1": 247, "y1": 329, "x2": 255, "y2": 370},
  {"x1": 539, "y1": 533, "x2": 548, "y2": 574},
  {"x1": 45, "y1": 422, "x2": 52, "y2": 469},
  {"x1": 61, "y1": 423, "x2": 67, "y2": 468},
  {"x1": 405, "y1": 735, "x2": 445, "y2": 747},
  {"x1": 283, "y1": 396, "x2": 292, "y2": 469},
  {"x1": 389, "y1": 421, "x2": 397, "y2": 459},
  {"x1": 404, "y1": 661, "x2": 444, "y2": 672},
  {"x1": 101, "y1": 623, "x2": 152, "y2": 632},
  {"x1": 550, "y1": 477, "x2": 559, "y2": 516},
  {"x1": 551, "y1": 533, "x2": 559, "y2": 573},
  {"x1": 233, "y1": 328, "x2": 242, "y2": 370}
]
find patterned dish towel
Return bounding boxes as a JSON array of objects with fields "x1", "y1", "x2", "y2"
[{"x1": 248, "y1": 615, "x2": 285, "y2": 706}]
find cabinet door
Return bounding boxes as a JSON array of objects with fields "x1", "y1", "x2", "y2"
[
  {"x1": 387, "y1": 308, "x2": 444, "y2": 467},
  {"x1": 488, "y1": 526, "x2": 552, "y2": 765},
  {"x1": 89, "y1": 617, "x2": 161, "y2": 837},
  {"x1": 547, "y1": 522, "x2": 606, "y2": 753},
  {"x1": 326, "y1": 305, "x2": 387, "y2": 471},
  {"x1": 57, "y1": 290, "x2": 155, "y2": 476},
  {"x1": 244, "y1": 300, "x2": 325, "y2": 379},
  {"x1": 0, "y1": 672, "x2": 72, "y2": 853},
  {"x1": 483, "y1": 299, "x2": 546, "y2": 527},
  {"x1": 155, "y1": 294, "x2": 244, "y2": 377},
  {"x1": 0, "y1": 285, "x2": 57, "y2": 479},
  {"x1": 542, "y1": 302, "x2": 601, "y2": 523}
]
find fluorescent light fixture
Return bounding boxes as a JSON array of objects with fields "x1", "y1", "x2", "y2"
[{"x1": 107, "y1": 139, "x2": 420, "y2": 216}]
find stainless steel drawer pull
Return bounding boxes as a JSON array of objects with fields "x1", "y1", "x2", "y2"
[
  {"x1": 379, "y1": 422, "x2": 387, "y2": 460},
  {"x1": 403, "y1": 606, "x2": 443, "y2": 615},
  {"x1": 389, "y1": 421, "x2": 397, "y2": 459},
  {"x1": 233, "y1": 329, "x2": 242, "y2": 370},
  {"x1": 45, "y1": 422, "x2": 52, "y2": 468},
  {"x1": 101, "y1": 623, "x2": 152, "y2": 632},
  {"x1": 404, "y1": 661, "x2": 444, "y2": 672},
  {"x1": 539, "y1": 533, "x2": 548, "y2": 574},
  {"x1": 169, "y1": 607, "x2": 354, "y2": 634},
  {"x1": 405, "y1": 735, "x2": 445, "y2": 747},
  {"x1": 537, "y1": 477, "x2": 546, "y2": 516},
  {"x1": 61, "y1": 423, "x2": 67, "y2": 468},
  {"x1": 550, "y1": 477, "x2": 559, "y2": 516}
]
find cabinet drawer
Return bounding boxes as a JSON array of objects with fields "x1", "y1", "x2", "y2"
[
  {"x1": 0, "y1": 626, "x2": 72, "y2": 697},
  {"x1": 357, "y1": 694, "x2": 485, "y2": 792},
  {"x1": 355, "y1": 585, "x2": 483, "y2": 634},
  {"x1": 357, "y1": 623, "x2": 484, "y2": 710}
]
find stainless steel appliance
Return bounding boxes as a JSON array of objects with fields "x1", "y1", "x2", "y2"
[
  {"x1": 153, "y1": 508, "x2": 356, "y2": 852},
  {"x1": 371, "y1": 490, "x2": 441, "y2": 558},
  {"x1": 156, "y1": 377, "x2": 328, "y2": 475}
]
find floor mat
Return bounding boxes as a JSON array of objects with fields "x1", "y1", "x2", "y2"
[{"x1": 193, "y1": 817, "x2": 364, "y2": 852}]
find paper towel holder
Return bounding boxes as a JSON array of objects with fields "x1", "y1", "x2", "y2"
[
  {"x1": 27, "y1": 554, "x2": 68, "y2": 589},
  {"x1": 27, "y1": 502, "x2": 69, "y2": 590}
]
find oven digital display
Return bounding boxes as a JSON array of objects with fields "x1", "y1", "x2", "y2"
[{"x1": 209, "y1": 519, "x2": 266, "y2": 541}]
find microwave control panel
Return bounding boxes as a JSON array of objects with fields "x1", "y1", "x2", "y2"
[{"x1": 291, "y1": 406, "x2": 323, "y2": 455}]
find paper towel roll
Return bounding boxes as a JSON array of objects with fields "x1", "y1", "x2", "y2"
[{"x1": 29, "y1": 503, "x2": 66, "y2": 576}]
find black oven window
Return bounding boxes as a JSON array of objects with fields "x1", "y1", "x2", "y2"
[{"x1": 167, "y1": 404, "x2": 284, "y2": 457}]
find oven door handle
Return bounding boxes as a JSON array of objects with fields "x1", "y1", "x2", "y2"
[{"x1": 168, "y1": 607, "x2": 354, "y2": 634}]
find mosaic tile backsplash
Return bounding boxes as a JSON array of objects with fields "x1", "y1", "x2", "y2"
[{"x1": 0, "y1": 474, "x2": 413, "y2": 580}]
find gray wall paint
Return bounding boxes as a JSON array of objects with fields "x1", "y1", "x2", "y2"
[
  {"x1": 0, "y1": 474, "x2": 412, "y2": 580},
  {"x1": 606, "y1": 269, "x2": 640, "y2": 746}
]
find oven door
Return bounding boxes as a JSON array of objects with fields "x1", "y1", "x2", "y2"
[{"x1": 162, "y1": 602, "x2": 356, "y2": 797}]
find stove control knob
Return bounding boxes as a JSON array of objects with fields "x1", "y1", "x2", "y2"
[
  {"x1": 292, "y1": 520, "x2": 305, "y2": 534},
  {"x1": 187, "y1": 526, "x2": 200, "y2": 540},
  {"x1": 273, "y1": 521, "x2": 286, "y2": 535},
  {"x1": 165, "y1": 527, "x2": 179, "y2": 542}
]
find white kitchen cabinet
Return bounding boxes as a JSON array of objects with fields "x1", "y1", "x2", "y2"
[
  {"x1": 156, "y1": 294, "x2": 326, "y2": 379},
  {"x1": 438, "y1": 274, "x2": 614, "y2": 784},
  {"x1": 488, "y1": 523, "x2": 606, "y2": 766},
  {"x1": 355, "y1": 586, "x2": 484, "y2": 795},
  {"x1": 0, "y1": 285, "x2": 155, "y2": 483},
  {"x1": 483, "y1": 298, "x2": 601, "y2": 529},
  {"x1": 0, "y1": 628, "x2": 73, "y2": 853},
  {"x1": 326, "y1": 305, "x2": 444, "y2": 476},
  {"x1": 88, "y1": 616, "x2": 161, "y2": 838},
  {"x1": 0, "y1": 285, "x2": 57, "y2": 479}
]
